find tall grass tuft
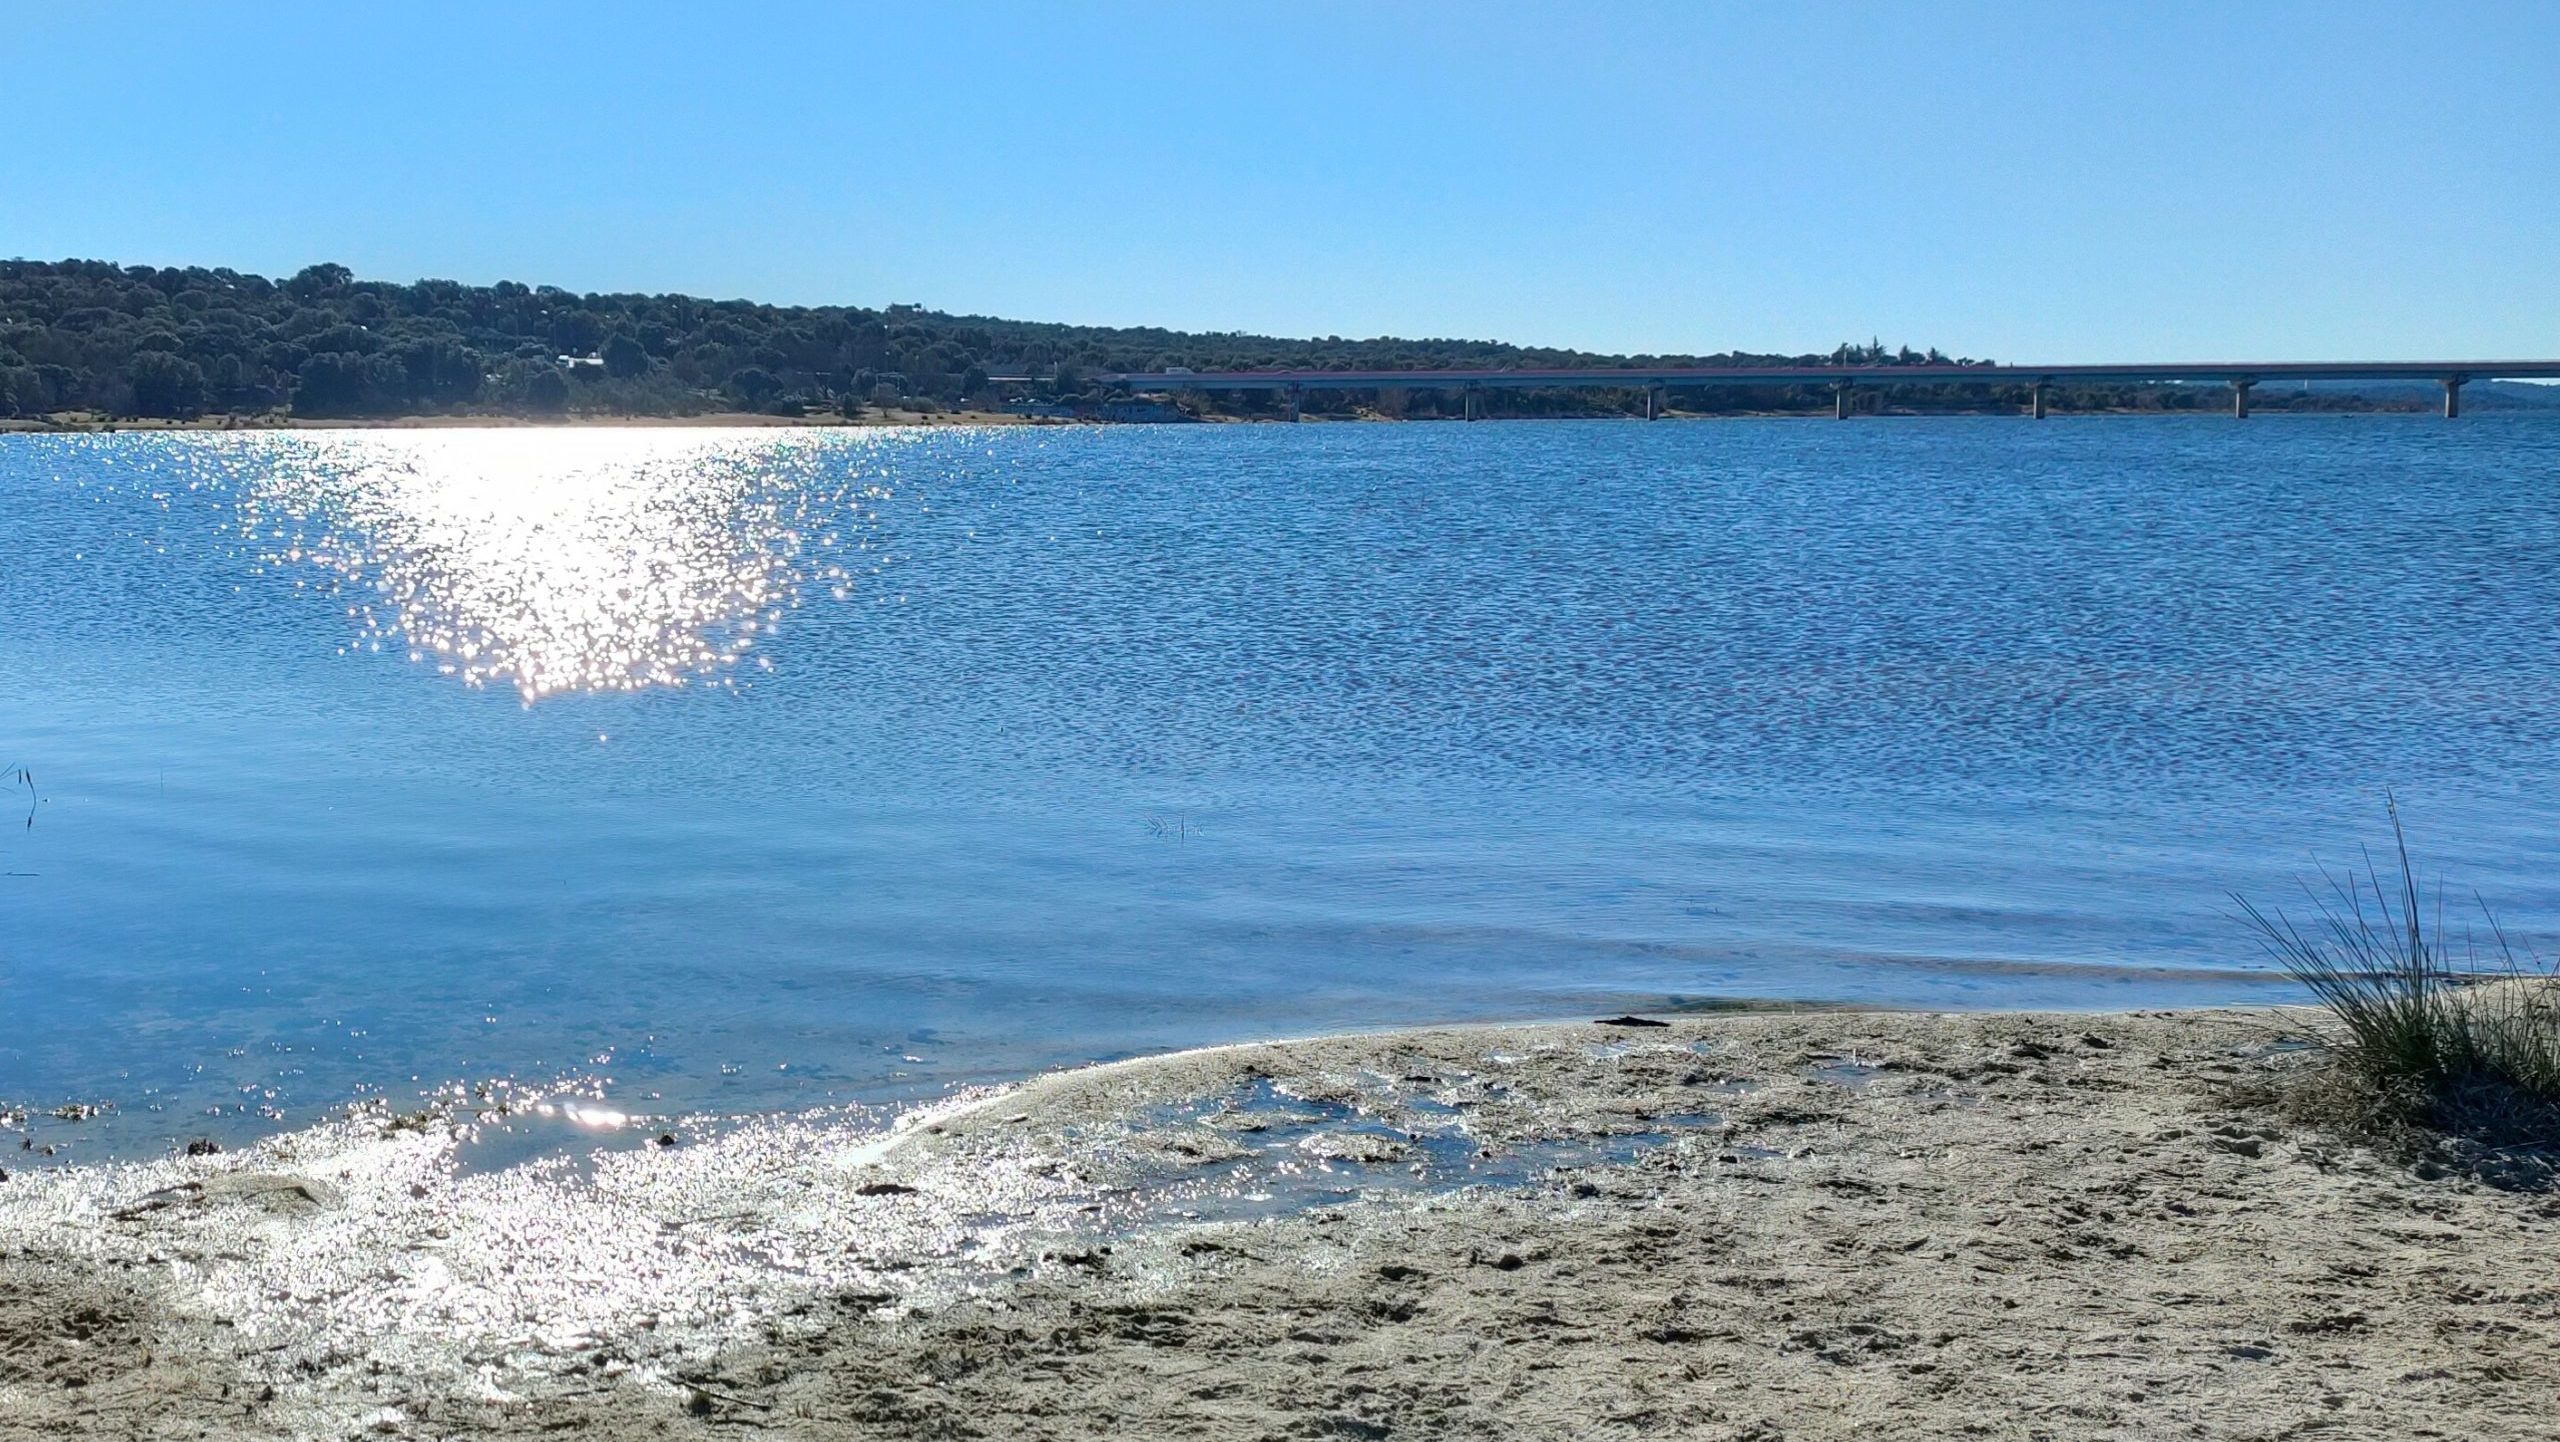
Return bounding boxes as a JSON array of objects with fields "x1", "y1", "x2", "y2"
[{"x1": 2236, "y1": 800, "x2": 2560, "y2": 1141}]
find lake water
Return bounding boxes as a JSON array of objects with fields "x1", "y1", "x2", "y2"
[{"x1": 7, "y1": 418, "x2": 2560, "y2": 1158}]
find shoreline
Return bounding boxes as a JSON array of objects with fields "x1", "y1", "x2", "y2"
[
  {"x1": 0, "y1": 405, "x2": 2473, "y2": 434},
  {"x1": 4, "y1": 1004, "x2": 2554, "y2": 1439}
]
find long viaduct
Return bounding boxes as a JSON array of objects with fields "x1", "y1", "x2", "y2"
[{"x1": 1088, "y1": 361, "x2": 2560, "y2": 420}]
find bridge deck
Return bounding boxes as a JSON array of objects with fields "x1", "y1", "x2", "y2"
[{"x1": 1093, "y1": 361, "x2": 2560, "y2": 391}]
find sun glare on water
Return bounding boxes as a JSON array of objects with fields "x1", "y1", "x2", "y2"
[{"x1": 235, "y1": 429, "x2": 874, "y2": 700}]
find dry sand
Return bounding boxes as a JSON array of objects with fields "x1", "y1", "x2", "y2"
[{"x1": 4, "y1": 1008, "x2": 2554, "y2": 1440}]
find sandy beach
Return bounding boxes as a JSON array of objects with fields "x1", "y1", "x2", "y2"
[{"x1": 4, "y1": 1006, "x2": 2554, "y2": 1440}]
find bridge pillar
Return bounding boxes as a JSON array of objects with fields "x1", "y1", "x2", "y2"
[
  {"x1": 1286, "y1": 386, "x2": 1302, "y2": 423},
  {"x1": 2029, "y1": 382, "x2": 2048, "y2": 420},
  {"x1": 1832, "y1": 384, "x2": 1853, "y2": 420},
  {"x1": 2442, "y1": 377, "x2": 2464, "y2": 419},
  {"x1": 1464, "y1": 386, "x2": 1480, "y2": 422},
  {"x1": 2230, "y1": 379, "x2": 2253, "y2": 420},
  {"x1": 1645, "y1": 386, "x2": 1659, "y2": 421}
]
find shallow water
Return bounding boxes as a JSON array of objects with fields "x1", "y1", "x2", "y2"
[{"x1": 6, "y1": 418, "x2": 2559, "y2": 1158}]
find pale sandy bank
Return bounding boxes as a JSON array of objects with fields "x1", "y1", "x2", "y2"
[{"x1": 4, "y1": 1008, "x2": 2553, "y2": 1440}]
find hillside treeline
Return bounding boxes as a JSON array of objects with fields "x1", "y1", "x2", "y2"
[{"x1": 0, "y1": 258, "x2": 2403, "y2": 422}]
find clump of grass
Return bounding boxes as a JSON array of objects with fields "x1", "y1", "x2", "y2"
[{"x1": 2236, "y1": 800, "x2": 2560, "y2": 1183}]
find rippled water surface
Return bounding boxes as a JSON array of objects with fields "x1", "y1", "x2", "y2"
[{"x1": 7, "y1": 418, "x2": 2560, "y2": 1156}]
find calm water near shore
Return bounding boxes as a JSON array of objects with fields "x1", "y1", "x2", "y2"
[{"x1": 6, "y1": 417, "x2": 2559, "y2": 1158}]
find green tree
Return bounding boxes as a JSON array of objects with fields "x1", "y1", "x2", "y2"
[
  {"x1": 308, "y1": 323, "x2": 378, "y2": 355},
  {"x1": 0, "y1": 364, "x2": 46, "y2": 417},
  {"x1": 525, "y1": 366, "x2": 570, "y2": 413},
  {"x1": 601, "y1": 333, "x2": 649, "y2": 379},
  {"x1": 398, "y1": 339, "x2": 482, "y2": 404},
  {"x1": 287, "y1": 262, "x2": 352, "y2": 298},
  {"x1": 127, "y1": 352, "x2": 206, "y2": 417},
  {"x1": 726, "y1": 366, "x2": 780, "y2": 408},
  {"x1": 291, "y1": 352, "x2": 368, "y2": 416},
  {"x1": 551, "y1": 310, "x2": 605, "y2": 356}
]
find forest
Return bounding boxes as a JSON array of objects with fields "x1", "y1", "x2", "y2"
[{"x1": 0, "y1": 257, "x2": 2418, "y2": 423}]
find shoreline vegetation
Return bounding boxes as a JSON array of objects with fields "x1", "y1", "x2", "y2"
[
  {"x1": 5, "y1": 258, "x2": 2536, "y2": 432},
  {"x1": 0, "y1": 401, "x2": 2509, "y2": 435},
  {"x1": 3, "y1": 407, "x2": 2465, "y2": 437},
  {"x1": 0, "y1": 407, "x2": 1060, "y2": 433},
  {"x1": 5, "y1": 1006, "x2": 2557, "y2": 1440}
]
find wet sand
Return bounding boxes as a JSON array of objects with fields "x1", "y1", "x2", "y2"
[{"x1": 4, "y1": 1007, "x2": 2555, "y2": 1439}]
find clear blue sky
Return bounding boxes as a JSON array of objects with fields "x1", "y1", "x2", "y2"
[{"x1": 6, "y1": 2, "x2": 2553, "y2": 361}]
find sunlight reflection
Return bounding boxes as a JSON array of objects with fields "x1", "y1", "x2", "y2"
[
  {"x1": 542, "y1": 1102, "x2": 630, "y2": 1131},
  {"x1": 237, "y1": 430, "x2": 872, "y2": 700}
]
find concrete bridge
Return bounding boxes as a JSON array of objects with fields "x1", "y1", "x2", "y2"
[{"x1": 1091, "y1": 361, "x2": 2560, "y2": 420}]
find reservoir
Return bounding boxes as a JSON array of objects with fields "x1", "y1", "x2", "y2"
[{"x1": 5, "y1": 417, "x2": 2558, "y2": 1156}]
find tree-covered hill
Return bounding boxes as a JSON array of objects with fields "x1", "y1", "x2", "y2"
[{"x1": 0, "y1": 257, "x2": 2427, "y2": 423}]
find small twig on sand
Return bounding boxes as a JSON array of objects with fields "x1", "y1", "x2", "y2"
[
  {"x1": 110, "y1": 1182, "x2": 205, "y2": 1220},
  {"x1": 686, "y1": 1384, "x2": 776, "y2": 1412}
]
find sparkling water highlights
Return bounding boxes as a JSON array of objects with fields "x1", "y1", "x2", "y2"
[
  {"x1": 230, "y1": 429, "x2": 877, "y2": 699},
  {"x1": 6, "y1": 419, "x2": 2560, "y2": 1160}
]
